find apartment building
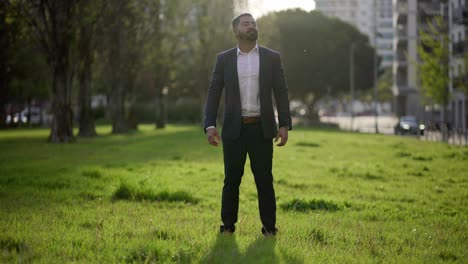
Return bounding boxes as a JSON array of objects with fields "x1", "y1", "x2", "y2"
[
  {"x1": 315, "y1": 0, "x2": 394, "y2": 68},
  {"x1": 393, "y1": 0, "x2": 420, "y2": 118},
  {"x1": 449, "y1": 0, "x2": 467, "y2": 130},
  {"x1": 394, "y1": 0, "x2": 467, "y2": 129}
]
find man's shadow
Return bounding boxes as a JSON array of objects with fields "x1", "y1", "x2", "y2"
[
  {"x1": 201, "y1": 234, "x2": 241, "y2": 264},
  {"x1": 202, "y1": 235, "x2": 281, "y2": 264},
  {"x1": 242, "y1": 237, "x2": 279, "y2": 264}
]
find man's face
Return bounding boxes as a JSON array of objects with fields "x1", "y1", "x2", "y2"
[{"x1": 235, "y1": 16, "x2": 258, "y2": 41}]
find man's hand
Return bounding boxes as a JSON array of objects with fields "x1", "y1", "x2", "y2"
[
  {"x1": 274, "y1": 126, "x2": 289, "y2": 147},
  {"x1": 207, "y1": 127, "x2": 221, "y2": 146}
]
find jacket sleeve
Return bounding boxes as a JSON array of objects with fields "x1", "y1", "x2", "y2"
[
  {"x1": 204, "y1": 54, "x2": 224, "y2": 133},
  {"x1": 272, "y1": 52, "x2": 292, "y2": 130}
]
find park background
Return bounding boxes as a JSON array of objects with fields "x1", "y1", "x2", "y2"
[{"x1": 0, "y1": 0, "x2": 467, "y2": 263}]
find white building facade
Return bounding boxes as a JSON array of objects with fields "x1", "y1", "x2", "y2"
[
  {"x1": 449, "y1": 0, "x2": 467, "y2": 130},
  {"x1": 394, "y1": 0, "x2": 467, "y2": 130},
  {"x1": 315, "y1": 0, "x2": 394, "y2": 68}
]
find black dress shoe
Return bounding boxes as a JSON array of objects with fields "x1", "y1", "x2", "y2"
[
  {"x1": 220, "y1": 225, "x2": 236, "y2": 234},
  {"x1": 261, "y1": 227, "x2": 278, "y2": 237}
]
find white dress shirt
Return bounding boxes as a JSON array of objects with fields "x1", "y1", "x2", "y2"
[
  {"x1": 206, "y1": 45, "x2": 261, "y2": 131},
  {"x1": 237, "y1": 45, "x2": 260, "y2": 117}
]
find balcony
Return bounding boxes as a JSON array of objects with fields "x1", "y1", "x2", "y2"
[
  {"x1": 452, "y1": 7, "x2": 464, "y2": 24},
  {"x1": 395, "y1": 54, "x2": 408, "y2": 68},
  {"x1": 397, "y1": 12, "x2": 407, "y2": 25},
  {"x1": 453, "y1": 74, "x2": 468, "y2": 90},
  {"x1": 453, "y1": 41, "x2": 464, "y2": 55},
  {"x1": 396, "y1": 70, "x2": 408, "y2": 87},
  {"x1": 395, "y1": 1, "x2": 408, "y2": 14},
  {"x1": 459, "y1": 4, "x2": 468, "y2": 26},
  {"x1": 418, "y1": 2, "x2": 442, "y2": 17},
  {"x1": 397, "y1": 25, "x2": 408, "y2": 38}
]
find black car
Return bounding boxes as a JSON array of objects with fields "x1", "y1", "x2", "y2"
[{"x1": 394, "y1": 116, "x2": 425, "y2": 135}]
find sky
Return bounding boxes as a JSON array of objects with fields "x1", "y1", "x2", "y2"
[{"x1": 248, "y1": 0, "x2": 316, "y2": 18}]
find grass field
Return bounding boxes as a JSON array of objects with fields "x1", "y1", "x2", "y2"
[{"x1": 0, "y1": 125, "x2": 466, "y2": 263}]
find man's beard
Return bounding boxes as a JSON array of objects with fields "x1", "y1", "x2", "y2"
[{"x1": 239, "y1": 30, "x2": 258, "y2": 41}]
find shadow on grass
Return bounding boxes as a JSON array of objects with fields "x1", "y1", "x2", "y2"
[
  {"x1": 112, "y1": 182, "x2": 199, "y2": 204},
  {"x1": 202, "y1": 235, "x2": 280, "y2": 264},
  {"x1": 0, "y1": 126, "x2": 215, "y2": 191},
  {"x1": 201, "y1": 235, "x2": 241, "y2": 264},
  {"x1": 280, "y1": 198, "x2": 344, "y2": 212},
  {"x1": 243, "y1": 237, "x2": 279, "y2": 264}
]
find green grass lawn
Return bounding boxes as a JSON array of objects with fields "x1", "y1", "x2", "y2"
[{"x1": 0, "y1": 125, "x2": 466, "y2": 263}]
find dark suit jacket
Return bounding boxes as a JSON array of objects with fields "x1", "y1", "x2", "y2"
[{"x1": 204, "y1": 46, "x2": 292, "y2": 140}]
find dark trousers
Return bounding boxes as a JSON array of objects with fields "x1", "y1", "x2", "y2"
[{"x1": 221, "y1": 122, "x2": 276, "y2": 230}]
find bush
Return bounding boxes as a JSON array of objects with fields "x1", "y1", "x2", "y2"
[{"x1": 167, "y1": 99, "x2": 201, "y2": 124}]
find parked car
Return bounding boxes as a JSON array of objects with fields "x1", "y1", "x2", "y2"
[
  {"x1": 5, "y1": 107, "x2": 50, "y2": 126},
  {"x1": 394, "y1": 116, "x2": 425, "y2": 135}
]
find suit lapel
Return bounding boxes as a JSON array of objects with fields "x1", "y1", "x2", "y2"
[
  {"x1": 227, "y1": 48, "x2": 241, "y2": 108},
  {"x1": 259, "y1": 46, "x2": 267, "y2": 98},
  {"x1": 228, "y1": 48, "x2": 238, "y2": 87}
]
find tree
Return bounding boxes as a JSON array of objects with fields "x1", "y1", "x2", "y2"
[
  {"x1": 14, "y1": 0, "x2": 81, "y2": 142},
  {"x1": 0, "y1": 1, "x2": 10, "y2": 128},
  {"x1": 377, "y1": 67, "x2": 393, "y2": 102},
  {"x1": 76, "y1": 0, "x2": 106, "y2": 137},
  {"x1": 258, "y1": 10, "x2": 375, "y2": 119},
  {"x1": 192, "y1": 0, "x2": 236, "y2": 122},
  {"x1": 140, "y1": 0, "x2": 186, "y2": 129},
  {"x1": 97, "y1": 0, "x2": 145, "y2": 133},
  {"x1": 417, "y1": 16, "x2": 450, "y2": 119}
]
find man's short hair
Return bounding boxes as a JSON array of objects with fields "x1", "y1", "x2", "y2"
[{"x1": 232, "y1": 13, "x2": 254, "y2": 31}]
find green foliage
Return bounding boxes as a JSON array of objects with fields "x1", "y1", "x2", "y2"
[
  {"x1": 0, "y1": 125, "x2": 466, "y2": 262},
  {"x1": 2, "y1": 3, "x2": 50, "y2": 103},
  {"x1": 377, "y1": 67, "x2": 394, "y2": 102},
  {"x1": 167, "y1": 100, "x2": 202, "y2": 123},
  {"x1": 258, "y1": 10, "x2": 375, "y2": 106},
  {"x1": 417, "y1": 16, "x2": 450, "y2": 106}
]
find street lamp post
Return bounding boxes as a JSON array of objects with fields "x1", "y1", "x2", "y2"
[
  {"x1": 350, "y1": 42, "x2": 355, "y2": 130},
  {"x1": 373, "y1": 0, "x2": 379, "y2": 134}
]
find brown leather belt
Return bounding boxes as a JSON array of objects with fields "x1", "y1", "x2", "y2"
[{"x1": 242, "y1": 116, "x2": 261, "y2": 124}]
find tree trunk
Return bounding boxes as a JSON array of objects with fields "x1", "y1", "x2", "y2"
[
  {"x1": 78, "y1": 55, "x2": 97, "y2": 137},
  {"x1": 78, "y1": 25, "x2": 97, "y2": 137},
  {"x1": 107, "y1": 17, "x2": 128, "y2": 134},
  {"x1": 27, "y1": 97, "x2": 31, "y2": 127},
  {"x1": 109, "y1": 83, "x2": 128, "y2": 134},
  {"x1": 127, "y1": 102, "x2": 139, "y2": 131},
  {"x1": 155, "y1": 86, "x2": 166, "y2": 129},
  {"x1": 48, "y1": 63, "x2": 75, "y2": 143},
  {"x1": 0, "y1": 0, "x2": 9, "y2": 129},
  {"x1": 441, "y1": 105, "x2": 449, "y2": 142}
]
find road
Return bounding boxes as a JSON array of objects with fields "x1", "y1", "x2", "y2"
[{"x1": 320, "y1": 115, "x2": 398, "y2": 135}]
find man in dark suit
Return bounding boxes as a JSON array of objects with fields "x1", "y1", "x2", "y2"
[{"x1": 204, "y1": 13, "x2": 292, "y2": 236}]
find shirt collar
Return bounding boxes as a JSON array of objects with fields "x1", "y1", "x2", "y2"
[{"x1": 237, "y1": 44, "x2": 259, "y2": 55}]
